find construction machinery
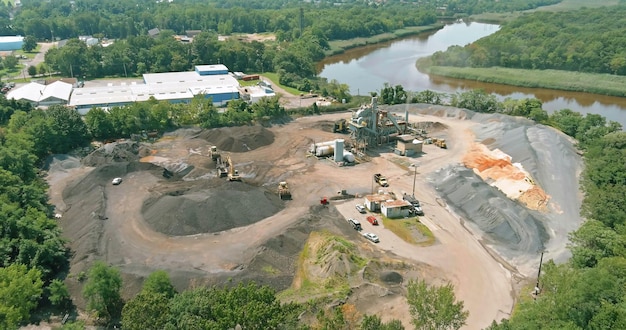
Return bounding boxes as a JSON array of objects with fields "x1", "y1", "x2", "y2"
[
  {"x1": 226, "y1": 155, "x2": 241, "y2": 181},
  {"x1": 278, "y1": 182, "x2": 291, "y2": 200},
  {"x1": 209, "y1": 146, "x2": 221, "y2": 161},
  {"x1": 374, "y1": 173, "x2": 389, "y2": 187},
  {"x1": 333, "y1": 119, "x2": 349, "y2": 133},
  {"x1": 215, "y1": 156, "x2": 228, "y2": 177},
  {"x1": 432, "y1": 138, "x2": 447, "y2": 149}
]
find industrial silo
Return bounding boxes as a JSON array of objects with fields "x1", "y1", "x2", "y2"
[{"x1": 334, "y1": 139, "x2": 344, "y2": 162}]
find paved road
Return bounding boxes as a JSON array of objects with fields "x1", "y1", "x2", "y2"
[{"x1": 17, "y1": 42, "x2": 55, "y2": 81}]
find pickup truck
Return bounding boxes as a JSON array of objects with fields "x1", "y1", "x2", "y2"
[{"x1": 373, "y1": 173, "x2": 389, "y2": 187}]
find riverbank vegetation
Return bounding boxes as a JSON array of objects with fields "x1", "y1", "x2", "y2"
[
  {"x1": 418, "y1": 60, "x2": 626, "y2": 97},
  {"x1": 326, "y1": 24, "x2": 444, "y2": 56},
  {"x1": 425, "y1": 5, "x2": 626, "y2": 95}
]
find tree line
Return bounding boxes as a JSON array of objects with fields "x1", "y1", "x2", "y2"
[
  {"x1": 430, "y1": 5, "x2": 626, "y2": 75},
  {"x1": 69, "y1": 263, "x2": 467, "y2": 329}
]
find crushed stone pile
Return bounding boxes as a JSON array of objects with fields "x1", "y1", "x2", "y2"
[
  {"x1": 198, "y1": 126, "x2": 275, "y2": 152},
  {"x1": 141, "y1": 180, "x2": 284, "y2": 236},
  {"x1": 82, "y1": 141, "x2": 152, "y2": 167},
  {"x1": 44, "y1": 154, "x2": 82, "y2": 172},
  {"x1": 431, "y1": 165, "x2": 548, "y2": 258}
]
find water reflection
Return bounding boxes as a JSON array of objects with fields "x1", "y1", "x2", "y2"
[{"x1": 319, "y1": 21, "x2": 626, "y2": 127}]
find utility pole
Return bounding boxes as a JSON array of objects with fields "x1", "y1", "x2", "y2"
[
  {"x1": 533, "y1": 251, "x2": 545, "y2": 299},
  {"x1": 412, "y1": 164, "x2": 417, "y2": 197}
]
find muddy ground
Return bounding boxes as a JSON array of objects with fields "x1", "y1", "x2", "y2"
[{"x1": 47, "y1": 104, "x2": 583, "y2": 329}]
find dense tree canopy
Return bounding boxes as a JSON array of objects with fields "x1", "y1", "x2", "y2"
[
  {"x1": 431, "y1": 6, "x2": 626, "y2": 75},
  {"x1": 0, "y1": 264, "x2": 43, "y2": 330}
]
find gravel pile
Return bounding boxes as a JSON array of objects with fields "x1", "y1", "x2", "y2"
[
  {"x1": 198, "y1": 126, "x2": 275, "y2": 152},
  {"x1": 82, "y1": 141, "x2": 151, "y2": 166},
  {"x1": 141, "y1": 180, "x2": 284, "y2": 236}
]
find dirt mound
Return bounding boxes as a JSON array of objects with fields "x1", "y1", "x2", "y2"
[
  {"x1": 412, "y1": 121, "x2": 449, "y2": 133},
  {"x1": 198, "y1": 126, "x2": 275, "y2": 152},
  {"x1": 141, "y1": 180, "x2": 284, "y2": 236},
  {"x1": 312, "y1": 120, "x2": 335, "y2": 133},
  {"x1": 82, "y1": 141, "x2": 151, "y2": 166}
]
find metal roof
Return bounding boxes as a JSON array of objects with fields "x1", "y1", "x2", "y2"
[
  {"x1": 381, "y1": 200, "x2": 412, "y2": 208},
  {"x1": 41, "y1": 81, "x2": 73, "y2": 102}
]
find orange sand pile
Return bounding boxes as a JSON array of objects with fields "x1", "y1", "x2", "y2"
[{"x1": 463, "y1": 143, "x2": 549, "y2": 211}]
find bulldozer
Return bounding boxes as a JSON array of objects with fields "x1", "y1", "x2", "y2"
[
  {"x1": 432, "y1": 138, "x2": 447, "y2": 149},
  {"x1": 333, "y1": 119, "x2": 349, "y2": 133},
  {"x1": 226, "y1": 155, "x2": 241, "y2": 181},
  {"x1": 278, "y1": 182, "x2": 291, "y2": 200}
]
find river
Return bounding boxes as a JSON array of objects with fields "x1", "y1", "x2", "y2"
[{"x1": 318, "y1": 21, "x2": 626, "y2": 127}]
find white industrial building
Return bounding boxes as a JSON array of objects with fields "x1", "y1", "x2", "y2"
[
  {"x1": 381, "y1": 200, "x2": 413, "y2": 219},
  {"x1": 6, "y1": 65, "x2": 252, "y2": 113},
  {"x1": 6, "y1": 81, "x2": 73, "y2": 106},
  {"x1": 0, "y1": 36, "x2": 24, "y2": 51}
]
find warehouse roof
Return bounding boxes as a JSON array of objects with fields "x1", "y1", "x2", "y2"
[{"x1": 6, "y1": 81, "x2": 73, "y2": 103}]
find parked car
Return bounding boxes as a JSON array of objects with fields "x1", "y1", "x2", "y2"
[
  {"x1": 363, "y1": 232, "x2": 380, "y2": 243},
  {"x1": 355, "y1": 204, "x2": 366, "y2": 213},
  {"x1": 112, "y1": 177, "x2": 123, "y2": 185},
  {"x1": 348, "y1": 218, "x2": 362, "y2": 231},
  {"x1": 366, "y1": 216, "x2": 379, "y2": 226}
]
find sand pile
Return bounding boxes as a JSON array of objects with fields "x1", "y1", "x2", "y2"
[
  {"x1": 141, "y1": 180, "x2": 283, "y2": 236},
  {"x1": 198, "y1": 126, "x2": 274, "y2": 152},
  {"x1": 463, "y1": 143, "x2": 549, "y2": 211}
]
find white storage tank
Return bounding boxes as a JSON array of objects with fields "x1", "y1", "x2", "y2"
[
  {"x1": 316, "y1": 145, "x2": 334, "y2": 157},
  {"x1": 334, "y1": 139, "x2": 344, "y2": 162},
  {"x1": 343, "y1": 151, "x2": 355, "y2": 163}
]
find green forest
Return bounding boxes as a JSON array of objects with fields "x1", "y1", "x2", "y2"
[{"x1": 430, "y1": 5, "x2": 626, "y2": 75}]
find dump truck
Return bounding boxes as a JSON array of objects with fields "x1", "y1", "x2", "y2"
[
  {"x1": 333, "y1": 119, "x2": 349, "y2": 133},
  {"x1": 374, "y1": 173, "x2": 389, "y2": 187},
  {"x1": 432, "y1": 138, "x2": 447, "y2": 149},
  {"x1": 216, "y1": 157, "x2": 228, "y2": 177},
  {"x1": 278, "y1": 182, "x2": 291, "y2": 200}
]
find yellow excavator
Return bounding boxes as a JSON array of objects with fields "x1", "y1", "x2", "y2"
[{"x1": 227, "y1": 155, "x2": 241, "y2": 181}]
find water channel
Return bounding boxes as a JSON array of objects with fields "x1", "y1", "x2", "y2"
[{"x1": 318, "y1": 21, "x2": 626, "y2": 127}]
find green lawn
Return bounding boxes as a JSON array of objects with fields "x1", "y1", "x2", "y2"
[
  {"x1": 417, "y1": 60, "x2": 626, "y2": 97},
  {"x1": 260, "y1": 72, "x2": 301, "y2": 96},
  {"x1": 382, "y1": 216, "x2": 435, "y2": 246}
]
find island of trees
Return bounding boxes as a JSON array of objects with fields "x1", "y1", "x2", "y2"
[{"x1": 422, "y1": 4, "x2": 626, "y2": 96}]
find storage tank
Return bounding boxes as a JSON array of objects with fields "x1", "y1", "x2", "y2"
[
  {"x1": 310, "y1": 140, "x2": 336, "y2": 153},
  {"x1": 316, "y1": 145, "x2": 334, "y2": 157},
  {"x1": 334, "y1": 139, "x2": 344, "y2": 162},
  {"x1": 343, "y1": 151, "x2": 355, "y2": 163}
]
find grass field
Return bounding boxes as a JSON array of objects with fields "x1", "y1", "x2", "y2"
[
  {"x1": 382, "y1": 216, "x2": 435, "y2": 246},
  {"x1": 418, "y1": 61, "x2": 626, "y2": 97},
  {"x1": 471, "y1": 0, "x2": 620, "y2": 23},
  {"x1": 259, "y1": 72, "x2": 301, "y2": 96},
  {"x1": 326, "y1": 24, "x2": 444, "y2": 56}
]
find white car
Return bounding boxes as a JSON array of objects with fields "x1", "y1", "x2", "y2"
[
  {"x1": 363, "y1": 232, "x2": 380, "y2": 243},
  {"x1": 112, "y1": 177, "x2": 123, "y2": 185},
  {"x1": 355, "y1": 204, "x2": 366, "y2": 213}
]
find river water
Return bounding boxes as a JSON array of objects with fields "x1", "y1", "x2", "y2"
[{"x1": 318, "y1": 21, "x2": 626, "y2": 127}]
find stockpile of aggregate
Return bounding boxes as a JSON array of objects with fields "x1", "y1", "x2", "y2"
[
  {"x1": 82, "y1": 141, "x2": 151, "y2": 166},
  {"x1": 198, "y1": 126, "x2": 275, "y2": 152},
  {"x1": 141, "y1": 180, "x2": 284, "y2": 236}
]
